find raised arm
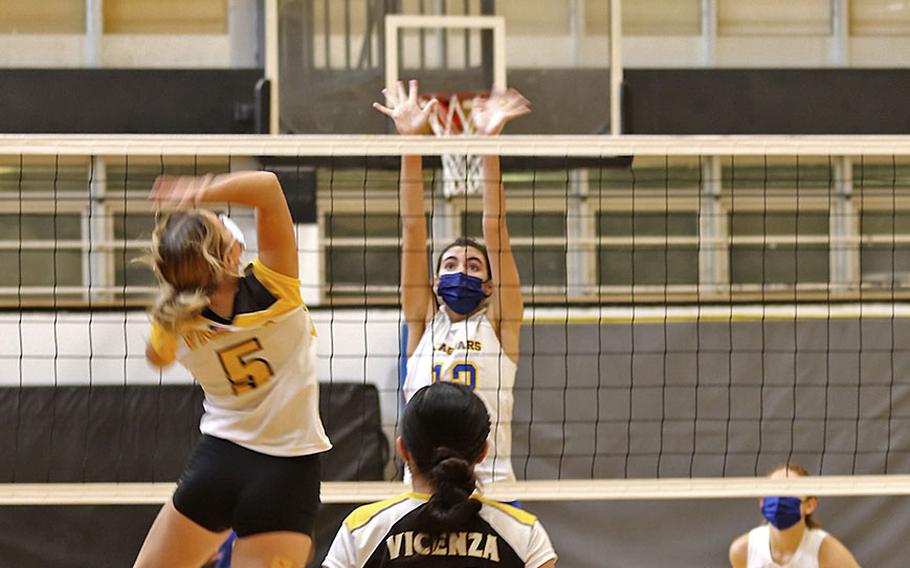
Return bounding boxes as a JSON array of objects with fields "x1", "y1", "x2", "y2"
[
  {"x1": 374, "y1": 80, "x2": 439, "y2": 355},
  {"x1": 472, "y1": 90, "x2": 531, "y2": 364},
  {"x1": 151, "y1": 171, "x2": 297, "y2": 277}
]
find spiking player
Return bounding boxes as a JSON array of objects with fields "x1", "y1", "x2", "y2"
[{"x1": 135, "y1": 171, "x2": 330, "y2": 568}]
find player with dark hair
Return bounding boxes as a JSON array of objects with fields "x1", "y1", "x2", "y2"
[
  {"x1": 323, "y1": 382, "x2": 557, "y2": 567},
  {"x1": 374, "y1": 80, "x2": 530, "y2": 485}
]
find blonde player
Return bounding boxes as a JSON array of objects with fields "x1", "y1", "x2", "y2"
[
  {"x1": 373, "y1": 80, "x2": 530, "y2": 485},
  {"x1": 729, "y1": 464, "x2": 862, "y2": 568},
  {"x1": 134, "y1": 171, "x2": 331, "y2": 568},
  {"x1": 323, "y1": 382, "x2": 557, "y2": 567}
]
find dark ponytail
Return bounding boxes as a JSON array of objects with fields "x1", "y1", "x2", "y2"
[{"x1": 401, "y1": 382, "x2": 491, "y2": 536}]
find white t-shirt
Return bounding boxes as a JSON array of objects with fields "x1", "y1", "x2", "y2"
[
  {"x1": 323, "y1": 492, "x2": 556, "y2": 568},
  {"x1": 747, "y1": 525, "x2": 828, "y2": 568},
  {"x1": 404, "y1": 306, "x2": 517, "y2": 483},
  {"x1": 150, "y1": 259, "x2": 331, "y2": 457}
]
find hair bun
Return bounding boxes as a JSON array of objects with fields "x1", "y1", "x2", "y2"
[
  {"x1": 420, "y1": 451, "x2": 482, "y2": 536},
  {"x1": 431, "y1": 451, "x2": 474, "y2": 488}
]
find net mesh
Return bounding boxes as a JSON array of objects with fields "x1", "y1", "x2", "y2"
[
  {"x1": 1, "y1": 135, "x2": 909, "y2": 503},
  {"x1": 421, "y1": 93, "x2": 485, "y2": 198}
]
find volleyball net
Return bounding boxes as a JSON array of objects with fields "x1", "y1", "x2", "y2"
[{"x1": 1, "y1": 134, "x2": 909, "y2": 504}]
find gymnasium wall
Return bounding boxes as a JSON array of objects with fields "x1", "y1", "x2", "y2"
[
  {"x1": 280, "y1": 68, "x2": 910, "y2": 135},
  {"x1": 0, "y1": 69, "x2": 263, "y2": 134},
  {"x1": 4, "y1": 67, "x2": 910, "y2": 135},
  {"x1": 624, "y1": 68, "x2": 910, "y2": 134}
]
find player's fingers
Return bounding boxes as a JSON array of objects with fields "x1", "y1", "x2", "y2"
[
  {"x1": 149, "y1": 176, "x2": 168, "y2": 200},
  {"x1": 506, "y1": 88, "x2": 530, "y2": 106},
  {"x1": 151, "y1": 176, "x2": 181, "y2": 202},
  {"x1": 396, "y1": 81, "x2": 407, "y2": 105},
  {"x1": 174, "y1": 178, "x2": 197, "y2": 208},
  {"x1": 421, "y1": 98, "x2": 439, "y2": 116},
  {"x1": 503, "y1": 91, "x2": 529, "y2": 110},
  {"x1": 381, "y1": 87, "x2": 397, "y2": 107},
  {"x1": 193, "y1": 175, "x2": 212, "y2": 206},
  {"x1": 507, "y1": 106, "x2": 532, "y2": 119},
  {"x1": 408, "y1": 79, "x2": 419, "y2": 104},
  {"x1": 373, "y1": 102, "x2": 395, "y2": 117}
]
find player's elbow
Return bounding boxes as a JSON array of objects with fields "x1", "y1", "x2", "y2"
[
  {"x1": 260, "y1": 170, "x2": 282, "y2": 192},
  {"x1": 145, "y1": 344, "x2": 172, "y2": 369},
  {"x1": 257, "y1": 170, "x2": 279, "y2": 184}
]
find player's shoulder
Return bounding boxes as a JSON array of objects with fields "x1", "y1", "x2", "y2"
[
  {"x1": 343, "y1": 492, "x2": 420, "y2": 533},
  {"x1": 729, "y1": 531, "x2": 751, "y2": 568},
  {"x1": 474, "y1": 496, "x2": 539, "y2": 527},
  {"x1": 248, "y1": 258, "x2": 303, "y2": 303},
  {"x1": 818, "y1": 532, "x2": 860, "y2": 568}
]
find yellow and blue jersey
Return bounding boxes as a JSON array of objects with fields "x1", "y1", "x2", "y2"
[{"x1": 404, "y1": 307, "x2": 517, "y2": 483}]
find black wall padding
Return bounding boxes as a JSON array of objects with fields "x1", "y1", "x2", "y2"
[
  {"x1": 0, "y1": 382, "x2": 387, "y2": 566},
  {"x1": 0, "y1": 385, "x2": 205, "y2": 483},
  {"x1": 625, "y1": 69, "x2": 910, "y2": 134},
  {"x1": 318, "y1": 381, "x2": 389, "y2": 482},
  {"x1": 264, "y1": 164, "x2": 318, "y2": 224},
  {"x1": 0, "y1": 504, "x2": 161, "y2": 568},
  {"x1": 0, "y1": 502, "x2": 364, "y2": 568},
  {"x1": 0, "y1": 69, "x2": 263, "y2": 134},
  {"x1": 0, "y1": 382, "x2": 388, "y2": 483}
]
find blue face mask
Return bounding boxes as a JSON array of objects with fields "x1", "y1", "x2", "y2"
[
  {"x1": 761, "y1": 496, "x2": 803, "y2": 530},
  {"x1": 437, "y1": 272, "x2": 487, "y2": 315}
]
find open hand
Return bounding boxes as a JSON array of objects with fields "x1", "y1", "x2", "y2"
[
  {"x1": 150, "y1": 174, "x2": 214, "y2": 208},
  {"x1": 471, "y1": 88, "x2": 531, "y2": 136},
  {"x1": 372, "y1": 79, "x2": 439, "y2": 135}
]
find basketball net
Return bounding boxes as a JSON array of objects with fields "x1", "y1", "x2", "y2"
[{"x1": 422, "y1": 93, "x2": 486, "y2": 199}]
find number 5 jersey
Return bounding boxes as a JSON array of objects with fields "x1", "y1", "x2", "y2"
[
  {"x1": 149, "y1": 258, "x2": 331, "y2": 457},
  {"x1": 404, "y1": 306, "x2": 517, "y2": 483}
]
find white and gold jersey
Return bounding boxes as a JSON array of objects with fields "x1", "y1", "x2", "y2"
[
  {"x1": 404, "y1": 307, "x2": 517, "y2": 483},
  {"x1": 150, "y1": 259, "x2": 331, "y2": 457},
  {"x1": 323, "y1": 492, "x2": 556, "y2": 568},
  {"x1": 747, "y1": 526, "x2": 828, "y2": 568}
]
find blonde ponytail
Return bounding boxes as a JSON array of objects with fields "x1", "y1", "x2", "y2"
[
  {"x1": 147, "y1": 211, "x2": 232, "y2": 332},
  {"x1": 151, "y1": 284, "x2": 210, "y2": 333}
]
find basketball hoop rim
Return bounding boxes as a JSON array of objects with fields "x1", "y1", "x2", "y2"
[{"x1": 417, "y1": 91, "x2": 491, "y2": 105}]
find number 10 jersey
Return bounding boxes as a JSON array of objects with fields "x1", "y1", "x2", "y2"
[{"x1": 404, "y1": 306, "x2": 517, "y2": 483}]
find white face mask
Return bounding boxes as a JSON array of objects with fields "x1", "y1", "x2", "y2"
[{"x1": 217, "y1": 213, "x2": 246, "y2": 251}]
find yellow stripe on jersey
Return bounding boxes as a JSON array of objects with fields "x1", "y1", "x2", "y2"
[
  {"x1": 232, "y1": 259, "x2": 310, "y2": 331},
  {"x1": 250, "y1": 259, "x2": 303, "y2": 304},
  {"x1": 149, "y1": 322, "x2": 178, "y2": 365},
  {"x1": 343, "y1": 493, "x2": 416, "y2": 533},
  {"x1": 475, "y1": 496, "x2": 539, "y2": 526}
]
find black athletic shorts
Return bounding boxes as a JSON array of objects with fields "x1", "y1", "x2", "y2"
[{"x1": 172, "y1": 434, "x2": 322, "y2": 537}]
